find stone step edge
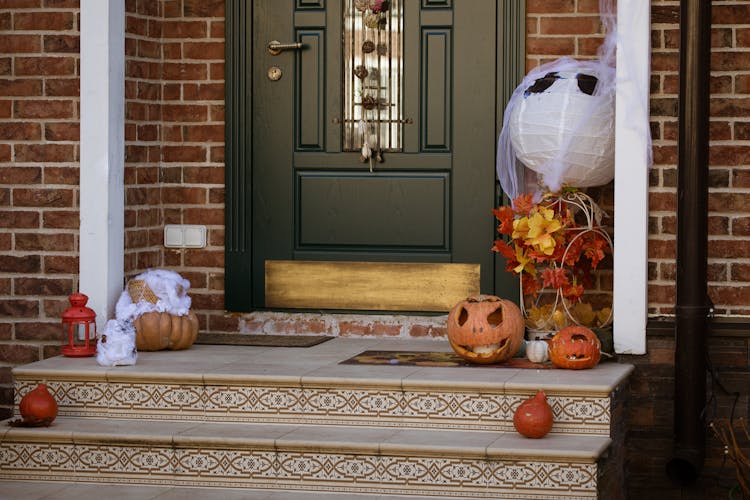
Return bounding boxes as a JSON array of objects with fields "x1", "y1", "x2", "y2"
[
  {"x1": 1, "y1": 416, "x2": 610, "y2": 464},
  {"x1": 11, "y1": 359, "x2": 635, "y2": 398}
]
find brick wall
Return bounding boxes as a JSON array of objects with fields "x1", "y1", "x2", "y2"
[{"x1": 0, "y1": 0, "x2": 81, "y2": 418}]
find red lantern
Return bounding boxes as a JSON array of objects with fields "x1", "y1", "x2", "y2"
[{"x1": 61, "y1": 293, "x2": 97, "y2": 357}]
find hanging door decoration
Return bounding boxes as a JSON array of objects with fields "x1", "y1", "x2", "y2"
[{"x1": 344, "y1": 0, "x2": 404, "y2": 172}]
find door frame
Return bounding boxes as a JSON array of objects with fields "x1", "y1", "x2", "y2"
[{"x1": 224, "y1": 0, "x2": 526, "y2": 312}]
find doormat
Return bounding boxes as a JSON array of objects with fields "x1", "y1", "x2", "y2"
[
  {"x1": 340, "y1": 350, "x2": 553, "y2": 369},
  {"x1": 196, "y1": 333, "x2": 333, "y2": 348}
]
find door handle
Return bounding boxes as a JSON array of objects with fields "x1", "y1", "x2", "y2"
[{"x1": 267, "y1": 40, "x2": 304, "y2": 56}]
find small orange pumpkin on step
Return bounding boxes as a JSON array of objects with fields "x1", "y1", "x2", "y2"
[
  {"x1": 548, "y1": 325, "x2": 601, "y2": 369},
  {"x1": 447, "y1": 295, "x2": 524, "y2": 364},
  {"x1": 133, "y1": 311, "x2": 199, "y2": 351}
]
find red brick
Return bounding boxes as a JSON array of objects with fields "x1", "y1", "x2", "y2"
[
  {"x1": 651, "y1": 52, "x2": 679, "y2": 72},
  {"x1": 162, "y1": 145, "x2": 206, "y2": 162},
  {"x1": 540, "y1": 16, "x2": 601, "y2": 35},
  {"x1": 648, "y1": 239, "x2": 676, "y2": 259},
  {"x1": 738, "y1": 28, "x2": 750, "y2": 48},
  {"x1": 712, "y1": 52, "x2": 750, "y2": 72},
  {"x1": 648, "y1": 284, "x2": 675, "y2": 304},
  {"x1": 711, "y1": 5, "x2": 750, "y2": 25},
  {"x1": 13, "y1": 188, "x2": 74, "y2": 207},
  {"x1": 526, "y1": 36, "x2": 575, "y2": 56},
  {"x1": 184, "y1": 250, "x2": 223, "y2": 267},
  {"x1": 708, "y1": 193, "x2": 750, "y2": 213},
  {"x1": 163, "y1": 83, "x2": 181, "y2": 100},
  {"x1": 711, "y1": 75, "x2": 732, "y2": 94},
  {"x1": 0, "y1": 79, "x2": 43, "y2": 96},
  {"x1": 0, "y1": 12, "x2": 9, "y2": 30},
  {"x1": 0, "y1": 0, "x2": 42, "y2": 7},
  {"x1": 184, "y1": 207, "x2": 222, "y2": 225},
  {"x1": 42, "y1": 344, "x2": 63, "y2": 359},
  {"x1": 14, "y1": 11, "x2": 75, "y2": 30},
  {"x1": 712, "y1": 28, "x2": 733, "y2": 49},
  {"x1": 183, "y1": 83, "x2": 223, "y2": 101},
  {"x1": 184, "y1": 166, "x2": 223, "y2": 184},
  {"x1": 210, "y1": 146, "x2": 224, "y2": 163},
  {"x1": 184, "y1": 41, "x2": 224, "y2": 60},
  {"x1": 43, "y1": 34, "x2": 79, "y2": 53},
  {"x1": 732, "y1": 217, "x2": 750, "y2": 236},
  {"x1": 652, "y1": 5, "x2": 679, "y2": 24},
  {"x1": 0, "y1": 166, "x2": 41, "y2": 183},
  {"x1": 163, "y1": 42, "x2": 181, "y2": 59},
  {"x1": 1, "y1": 34, "x2": 42, "y2": 53},
  {"x1": 45, "y1": 122, "x2": 79, "y2": 141},
  {"x1": 578, "y1": 36, "x2": 604, "y2": 56},
  {"x1": 0, "y1": 344, "x2": 40, "y2": 364},
  {"x1": 649, "y1": 192, "x2": 676, "y2": 212},
  {"x1": 0, "y1": 101, "x2": 11, "y2": 119},
  {"x1": 136, "y1": 124, "x2": 158, "y2": 141},
  {"x1": 209, "y1": 62, "x2": 224, "y2": 80},
  {"x1": 208, "y1": 187, "x2": 223, "y2": 203},
  {"x1": 731, "y1": 263, "x2": 750, "y2": 282},
  {"x1": 43, "y1": 255, "x2": 78, "y2": 273},
  {"x1": 15, "y1": 144, "x2": 75, "y2": 162},
  {"x1": 162, "y1": 20, "x2": 207, "y2": 38},
  {"x1": 16, "y1": 232, "x2": 75, "y2": 251},
  {"x1": 45, "y1": 0, "x2": 79, "y2": 8},
  {"x1": 0, "y1": 255, "x2": 40, "y2": 273},
  {"x1": 737, "y1": 75, "x2": 750, "y2": 94},
  {"x1": 0, "y1": 122, "x2": 42, "y2": 141},
  {"x1": 163, "y1": 0, "x2": 180, "y2": 17},
  {"x1": 209, "y1": 104, "x2": 224, "y2": 121},
  {"x1": 44, "y1": 166, "x2": 78, "y2": 184},
  {"x1": 15, "y1": 321, "x2": 61, "y2": 341},
  {"x1": 45, "y1": 78, "x2": 79, "y2": 96},
  {"x1": 15, "y1": 56, "x2": 76, "y2": 76},
  {"x1": 126, "y1": 60, "x2": 160, "y2": 79},
  {"x1": 708, "y1": 239, "x2": 750, "y2": 259},
  {"x1": 340, "y1": 321, "x2": 401, "y2": 337},
  {"x1": 183, "y1": 0, "x2": 223, "y2": 17},
  {"x1": 732, "y1": 169, "x2": 750, "y2": 187},
  {"x1": 0, "y1": 210, "x2": 39, "y2": 228},
  {"x1": 526, "y1": 18, "x2": 538, "y2": 35},
  {"x1": 15, "y1": 100, "x2": 74, "y2": 118},
  {"x1": 162, "y1": 104, "x2": 207, "y2": 122},
  {"x1": 527, "y1": 0, "x2": 574, "y2": 13},
  {"x1": 0, "y1": 57, "x2": 10, "y2": 75},
  {"x1": 652, "y1": 146, "x2": 678, "y2": 165},
  {"x1": 0, "y1": 144, "x2": 9, "y2": 161},
  {"x1": 161, "y1": 186, "x2": 206, "y2": 204},
  {"x1": 137, "y1": 38, "x2": 161, "y2": 59},
  {"x1": 207, "y1": 313, "x2": 238, "y2": 333},
  {"x1": 162, "y1": 62, "x2": 208, "y2": 81},
  {"x1": 183, "y1": 124, "x2": 223, "y2": 143},
  {"x1": 210, "y1": 21, "x2": 224, "y2": 38},
  {"x1": 42, "y1": 210, "x2": 77, "y2": 230},
  {"x1": 709, "y1": 146, "x2": 750, "y2": 166},
  {"x1": 709, "y1": 286, "x2": 750, "y2": 307},
  {"x1": 15, "y1": 277, "x2": 71, "y2": 296},
  {"x1": 409, "y1": 324, "x2": 447, "y2": 338}
]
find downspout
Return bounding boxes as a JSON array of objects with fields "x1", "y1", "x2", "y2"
[{"x1": 665, "y1": 0, "x2": 711, "y2": 485}]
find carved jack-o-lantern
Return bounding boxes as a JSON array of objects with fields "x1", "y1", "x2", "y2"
[
  {"x1": 548, "y1": 325, "x2": 601, "y2": 369},
  {"x1": 447, "y1": 295, "x2": 525, "y2": 364}
]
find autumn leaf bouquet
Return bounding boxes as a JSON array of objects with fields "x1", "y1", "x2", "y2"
[{"x1": 492, "y1": 189, "x2": 613, "y2": 337}]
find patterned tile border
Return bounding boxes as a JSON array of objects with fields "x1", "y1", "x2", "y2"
[
  {"x1": 0, "y1": 441, "x2": 598, "y2": 499},
  {"x1": 14, "y1": 380, "x2": 611, "y2": 435}
]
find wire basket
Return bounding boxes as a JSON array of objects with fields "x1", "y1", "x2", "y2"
[{"x1": 127, "y1": 280, "x2": 159, "y2": 304}]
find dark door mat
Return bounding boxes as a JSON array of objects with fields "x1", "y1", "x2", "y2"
[
  {"x1": 196, "y1": 333, "x2": 333, "y2": 347},
  {"x1": 340, "y1": 350, "x2": 553, "y2": 369}
]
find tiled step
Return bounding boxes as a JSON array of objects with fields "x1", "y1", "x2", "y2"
[
  {"x1": 11, "y1": 339, "x2": 632, "y2": 436},
  {"x1": 0, "y1": 417, "x2": 610, "y2": 499}
]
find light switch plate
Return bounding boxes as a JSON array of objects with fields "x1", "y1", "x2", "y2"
[{"x1": 164, "y1": 224, "x2": 206, "y2": 248}]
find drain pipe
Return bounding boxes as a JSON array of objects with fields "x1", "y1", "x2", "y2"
[{"x1": 665, "y1": 0, "x2": 711, "y2": 485}]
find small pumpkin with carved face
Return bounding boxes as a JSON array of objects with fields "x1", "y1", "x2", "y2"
[
  {"x1": 548, "y1": 325, "x2": 601, "y2": 369},
  {"x1": 447, "y1": 295, "x2": 525, "y2": 364}
]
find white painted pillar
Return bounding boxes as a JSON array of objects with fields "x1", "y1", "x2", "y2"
[
  {"x1": 613, "y1": 0, "x2": 651, "y2": 354},
  {"x1": 79, "y1": 0, "x2": 125, "y2": 328}
]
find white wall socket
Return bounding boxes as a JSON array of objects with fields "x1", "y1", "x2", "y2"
[{"x1": 164, "y1": 224, "x2": 207, "y2": 248}]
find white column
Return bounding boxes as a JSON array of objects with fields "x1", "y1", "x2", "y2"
[
  {"x1": 79, "y1": 0, "x2": 125, "y2": 328},
  {"x1": 613, "y1": 0, "x2": 651, "y2": 354}
]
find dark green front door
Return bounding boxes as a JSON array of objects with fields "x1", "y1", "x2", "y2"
[{"x1": 225, "y1": 0, "x2": 522, "y2": 311}]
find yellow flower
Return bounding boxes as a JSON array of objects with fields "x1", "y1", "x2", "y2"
[
  {"x1": 512, "y1": 246, "x2": 536, "y2": 276},
  {"x1": 511, "y1": 216, "x2": 530, "y2": 240},
  {"x1": 525, "y1": 208, "x2": 562, "y2": 255}
]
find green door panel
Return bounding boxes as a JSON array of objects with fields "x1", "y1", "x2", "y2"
[{"x1": 225, "y1": 0, "x2": 526, "y2": 311}]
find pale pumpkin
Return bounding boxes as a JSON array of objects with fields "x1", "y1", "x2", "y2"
[
  {"x1": 134, "y1": 311, "x2": 199, "y2": 351},
  {"x1": 447, "y1": 295, "x2": 525, "y2": 364}
]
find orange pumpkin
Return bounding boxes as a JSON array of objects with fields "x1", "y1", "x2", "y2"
[
  {"x1": 548, "y1": 325, "x2": 601, "y2": 369},
  {"x1": 447, "y1": 295, "x2": 524, "y2": 364},
  {"x1": 134, "y1": 311, "x2": 199, "y2": 351}
]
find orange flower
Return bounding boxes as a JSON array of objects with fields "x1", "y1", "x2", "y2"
[{"x1": 492, "y1": 206, "x2": 515, "y2": 235}]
